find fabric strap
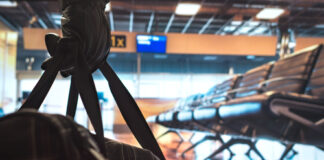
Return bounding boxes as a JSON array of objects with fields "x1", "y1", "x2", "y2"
[
  {"x1": 99, "y1": 62, "x2": 165, "y2": 160},
  {"x1": 19, "y1": 54, "x2": 64, "y2": 110},
  {"x1": 66, "y1": 76, "x2": 78, "y2": 118}
]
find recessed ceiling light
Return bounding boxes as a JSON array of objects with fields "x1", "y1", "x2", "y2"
[
  {"x1": 0, "y1": 1, "x2": 17, "y2": 7},
  {"x1": 175, "y1": 3, "x2": 201, "y2": 16},
  {"x1": 105, "y1": 2, "x2": 111, "y2": 12},
  {"x1": 256, "y1": 8, "x2": 284, "y2": 20}
]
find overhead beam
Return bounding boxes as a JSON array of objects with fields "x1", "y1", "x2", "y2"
[
  {"x1": 43, "y1": 8, "x2": 58, "y2": 29},
  {"x1": 231, "y1": 19, "x2": 252, "y2": 35},
  {"x1": 253, "y1": 0, "x2": 324, "y2": 3},
  {"x1": 248, "y1": 22, "x2": 264, "y2": 36},
  {"x1": 37, "y1": 18, "x2": 47, "y2": 29},
  {"x1": 215, "y1": 17, "x2": 233, "y2": 35},
  {"x1": 109, "y1": 11, "x2": 115, "y2": 31},
  {"x1": 248, "y1": 23, "x2": 264, "y2": 36},
  {"x1": 297, "y1": 27, "x2": 314, "y2": 36},
  {"x1": 199, "y1": 16, "x2": 214, "y2": 34},
  {"x1": 23, "y1": 2, "x2": 48, "y2": 29},
  {"x1": 111, "y1": 1, "x2": 262, "y2": 15},
  {"x1": 147, "y1": 12, "x2": 154, "y2": 33},
  {"x1": 164, "y1": 14, "x2": 175, "y2": 34},
  {"x1": 0, "y1": 15, "x2": 18, "y2": 31},
  {"x1": 181, "y1": 16, "x2": 195, "y2": 34},
  {"x1": 129, "y1": 11, "x2": 134, "y2": 32}
]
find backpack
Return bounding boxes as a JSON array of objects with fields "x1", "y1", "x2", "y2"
[
  {"x1": 0, "y1": 109, "x2": 159, "y2": 160},
  {"x1": 0, "y1": 0, "x2": 165, "y2": 159}
]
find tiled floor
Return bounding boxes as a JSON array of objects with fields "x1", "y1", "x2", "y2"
[
  {"x1": 106, "y1": 125, "x2": 225, "y2": 160},
  {"x1": 106, "y1": 124, "x2": 324, "y2": 160}
]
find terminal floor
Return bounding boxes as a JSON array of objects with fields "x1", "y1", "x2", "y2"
[{"x1": 104, "y1": 124, "x2": 324, "y2": 160}]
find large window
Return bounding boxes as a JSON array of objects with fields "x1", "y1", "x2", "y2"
[{"x1": 16, "y1": 73, "x2": 231, "y2": 130}]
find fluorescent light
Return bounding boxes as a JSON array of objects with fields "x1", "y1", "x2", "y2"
[
  {"x1": 105, "y1": 2, "x2": 111, "y2": 12},
  {"x1": 0, "y1": 1, "x2": 17, "y2": 7},
  {"x1": 175, "y1": 3, "x2": 201, "y2": 16},
  {"x1": 256, "y1": 8, "x2": 284, "y2": 20}
]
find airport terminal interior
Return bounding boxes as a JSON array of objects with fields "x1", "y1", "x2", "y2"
[{"x1": 1, "y1": 0, "x2": 324, "y2": 159}]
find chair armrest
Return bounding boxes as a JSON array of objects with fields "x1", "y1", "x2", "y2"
[
  {"x1": 259, "y1": 76, "x2": 306, "y2": 86},
  {"x1": 226, "y1": 87, "x2": 253, "y2": 94}
]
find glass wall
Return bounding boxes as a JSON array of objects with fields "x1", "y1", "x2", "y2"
[
  {"x1": 0, "y1": 28, "x2": 18, "y2": 116},
  {"x1": 15, "y1": 73, "x2": 231, "y2": 132}
]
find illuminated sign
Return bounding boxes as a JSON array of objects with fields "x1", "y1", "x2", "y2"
[
  {"x1": 111, "y1": 35, "x2": 126, "y2": 48},
  {"x1": 136, "y1": 35, "x2": 167, "y2": 53}
]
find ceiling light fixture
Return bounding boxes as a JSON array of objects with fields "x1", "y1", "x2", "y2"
[
  {"x1": 175, "y1": 3, "x2": 201, "y2": 16},
  {"x1": 256, "y1": 8, "x2": 284, "y2": 20},
  {"x1": 0, "y1": 1, "x2": 17, "y2": 7}
]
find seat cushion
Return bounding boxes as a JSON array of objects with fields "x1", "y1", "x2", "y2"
[
  {"x1": 205, "y1": 75, "x2": 241, "y2": 104},
  {"x1": 177, "y1": 110, "x2": 193, "y2": 122},
  {"x1": 193, "y1": 107, "x2": 217, "y2": 121},
  {"x1": 156, "y1": 111, "x2": 178, "y2": 128},
  {"x1": 264, "y1": 47, "x2": 319, "y2": 93},
  {"x1": 217, "y1": 91, "x2": 324, "y2": 147},
  {"x1": 146, "y1": 115, "x2": 157, "y2": 123},
  {"x1": 236, "y1": 62, "x2": 273, "y2": 98},
  {"x1": 306, "y1": 45, "x2": 324, "y2": 98}
]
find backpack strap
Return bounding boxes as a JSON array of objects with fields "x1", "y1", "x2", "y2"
[
  {"x1": 67, "y1": 53, "x2": 107, "y2": 157},
  {"x1": 19, "y1": 34, "x2": 108, "y2": 157},
  {"x1": 19, "y1": 34, "x2": 63, "y2": 110},
  {"x1": 71, "y1": 72, "x2": 107, "y2": 157},
  {"x1": 99, "y1": 62, "x2": 165, "y2": 160},
  {"x1": 66, "y1": 76, "x2": 79, "y2": 118}
]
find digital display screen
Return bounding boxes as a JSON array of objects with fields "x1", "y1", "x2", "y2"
[{"x1": 136, "y1": 35, "x2": 167, "y2": 53}]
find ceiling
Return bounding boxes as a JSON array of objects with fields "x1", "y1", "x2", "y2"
[{"x1": 0, "y1": 0, "x2": 324, "y2": 37}]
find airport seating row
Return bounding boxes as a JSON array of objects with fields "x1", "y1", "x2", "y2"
[{"x1": 147, "y1": 44, "x2": 324, "y2": 159}]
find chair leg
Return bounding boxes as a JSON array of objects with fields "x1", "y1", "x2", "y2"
[
  {"x1": 249, "y1": 141, "x2": 265, "y2": 160},
  {"x1": 188, "y1": 133, "x2": 195, "y2": 143},
  {"x1": 286, "y1": 149, "x2": 298, "y2": 160},
  {"x1": 157, "y1": 129, "x2": 184, "y2": 151},
  {"x1": 205, "y1": 138, "x2": 265, "y2": 160},
  {"x1": 157, "y1": 129, "x2": 179, "y2": 140},
  {"x1": 280, "y1": 143, "x2": 297, "y2": 160},
  {"x1": 204, "y1": 138, "x2": 236, "y2": 160},
  {"x1": 181, "y1": 135, "x2": 215, "y2": 158},
  {"x1": 245, "y1": 140, "x2": 256, "y2": 157}
]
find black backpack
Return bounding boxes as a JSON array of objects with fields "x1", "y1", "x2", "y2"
[
  {"x1": 0, "y1": 110, "x2": 159, "y2": 160},
  {"x1": 0, "y1": 0, "x2": 165, "y2": 159}
]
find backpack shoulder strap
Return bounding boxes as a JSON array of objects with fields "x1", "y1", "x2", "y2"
[{"x1": 99, "y1": 62, "x2": 165, "y2": 160}]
